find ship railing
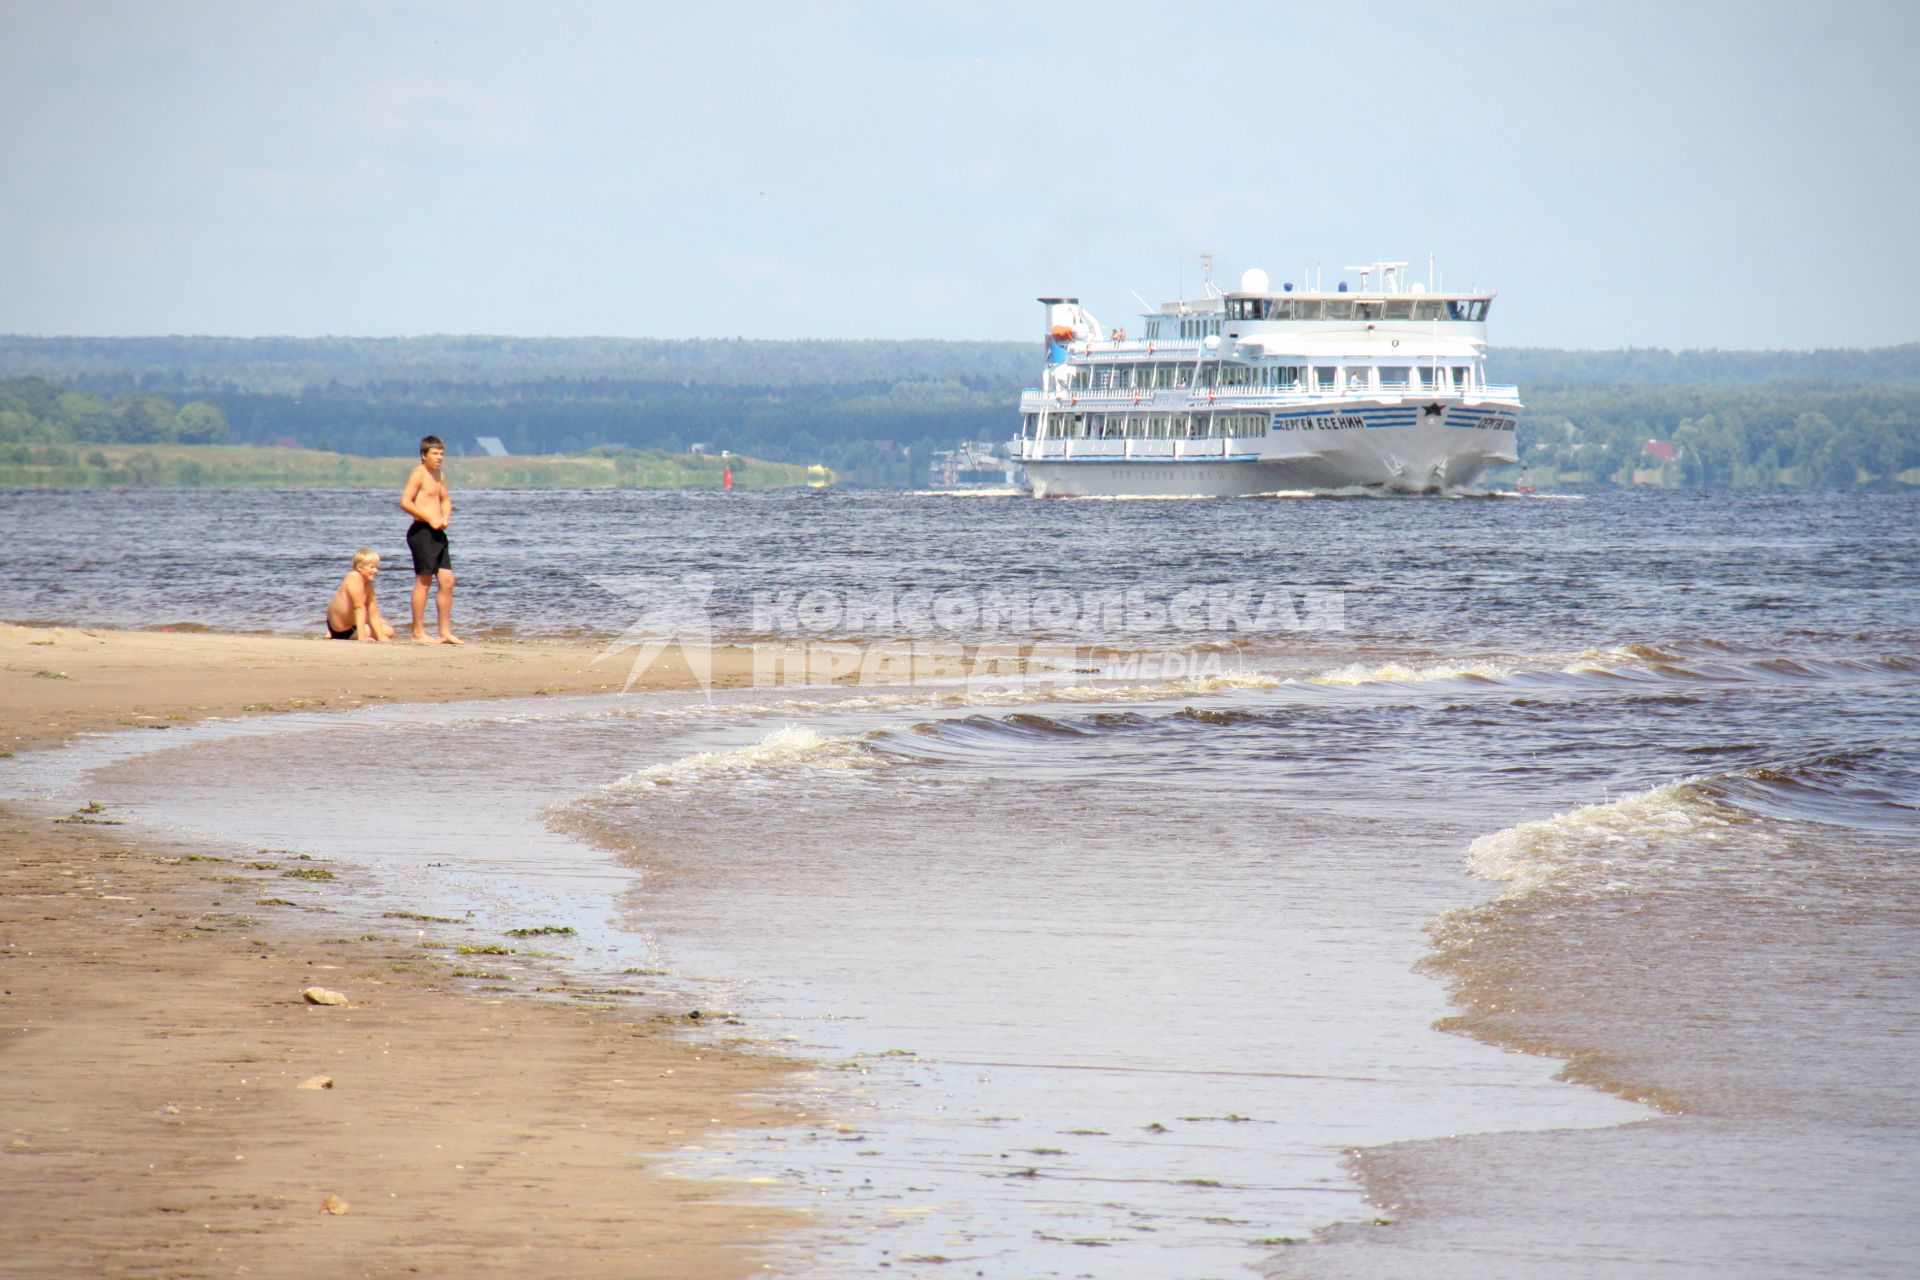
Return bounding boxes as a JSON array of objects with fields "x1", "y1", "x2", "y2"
[
  {"x1": 1071, "y1": 337, "x2": 1206, "y2": 359},
  {"x1": 1023, "y1": 383, "x2": 1521, "y2": 407},
  {"x1": 1017, "y1": 438, "x2": 1248, "y2": 461}
]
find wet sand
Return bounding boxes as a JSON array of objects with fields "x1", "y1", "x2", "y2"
[{"x1": 0, "y1": 624, "x2": 829, "y2": 1278}]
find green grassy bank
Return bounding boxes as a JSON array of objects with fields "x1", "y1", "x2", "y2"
[{"x1": 0, "y1": 442, "x2": 824, "y2": 490}]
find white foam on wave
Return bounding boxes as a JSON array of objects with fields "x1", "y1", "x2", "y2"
[
  {"x1": 1310, "y1": 659, "x2": 1516, "y2": 687},
  {"x1": 1033, "y1": 671, "x2": 1283, "y2": 701},
  {"x1": 904, "y1": 488, "x2": 1026, "y2": 498},
  {"x1": 1556, "y1": 643, "x2": 1684, "y2": 677},
  {"x1": 636, "y1": 671, "x2": 1285, "y2": 722},
  {"x1": 1244, "y1": 484, "x2": 1389, "y2": 500},
  {"x1": 1055, "y1": 492, "x2": 1220, "y2": 501},
  {"x1": 601, "y1": 724, "x2": 879, "y2": 791},
  {"x1": 1462, "y1": 781, "x2": 1730, "y2": 900}
]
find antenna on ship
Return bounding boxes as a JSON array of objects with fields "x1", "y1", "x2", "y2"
[{"x1": 1199, "y1": 252, "x2": 1216, "y2": 298}]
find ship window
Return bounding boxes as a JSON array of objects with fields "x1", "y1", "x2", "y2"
[
  {"x1": 1023, "y1": 413, "x2": 1037, "y2": 438},
  {"x1": 1324, "y1": 300, "x2": 1354, "y2": 320},
  {"x1": 1355, "y1": 301, "x2": 1382, "y2": 321},
  {"x1": 1380, "y1": 366, "x2": 1411, "y2": 387},
  {"x1": 1417, "y1": 367, "x2": 1436, "y2": 389},
  {"x1": 1383, "y1": 300, "x2": 1413, "y2": 320},
  {"x1": 1313, "y1": 366, "x2": 1338, "y2": 390},
  {"x1": 1268, "y1": 299, "x2": 1293, "y2": 321},
  {"x1": 1173, "y1": 365, "x2": 1191, "y2": 388},
  {"x1": 1146, "y1": 319, "x2": 1162, "y2": 339},
  {"x1": 1451, "y1": 366, "x2": 1470, "y2": 389},
  {"x1": 1345, "y1": 367, "x2": 1372, "y2": 390},
  {"x1": 1294, "y1": 300, "x2": 1323, "y2": 321},
  {"x1": 1413, "y1": 301, "x2": 1443, "y2": 321}
]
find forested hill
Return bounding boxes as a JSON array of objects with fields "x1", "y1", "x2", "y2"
[
  {"x1": 6, "y1": 334, "x2": 1915, "y2": 392},
  {"x1": 1489, "y1": 344, "x2": 1920, "y2": 389},
  {"x1": 0, "y1": 335, "x2": 1037, "y2": 391},
  {"x1": 1, "y1": 336, "x2": 1915, "y2": 488}
]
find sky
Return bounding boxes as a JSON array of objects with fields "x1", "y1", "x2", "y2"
[{"x1": 3, "y1": 0, "x2": 1916, "y2": 349}]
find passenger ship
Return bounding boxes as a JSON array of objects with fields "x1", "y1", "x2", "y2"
[{"x1": 1012, "y1": 260, "x2": 1520, "y2": 496}]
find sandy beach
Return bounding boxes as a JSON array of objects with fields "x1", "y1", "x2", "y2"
[{"x1": 0, "y1": 624, "x2": 815, "y2": 1278}]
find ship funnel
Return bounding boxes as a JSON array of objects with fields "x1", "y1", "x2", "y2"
[{"x1": 1037, "y1": 296, "x2": 1101, "y2": 344}]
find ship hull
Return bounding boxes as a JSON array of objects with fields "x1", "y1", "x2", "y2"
[{"x1": 1019, "y1": 419, "x2": 1517, "y2": 497}]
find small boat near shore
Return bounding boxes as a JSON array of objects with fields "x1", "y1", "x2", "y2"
[{"x1": 1011, "y1": 259, "x2": 1521, "y2": 496}]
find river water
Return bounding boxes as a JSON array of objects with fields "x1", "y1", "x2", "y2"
[{"x1": 3, "y1": 486, "x2": 1916, "y2": 1278}]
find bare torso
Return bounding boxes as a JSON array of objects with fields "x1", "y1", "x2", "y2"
[
  {"x1": 327, "y1": 570, "x2": 371, "y2": 632},
  {"x1": 403, "y1": 463, "x2": 451, "y2": 528}
]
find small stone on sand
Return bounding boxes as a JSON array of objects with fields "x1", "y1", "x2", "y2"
[
  {"x1": 301, "y1": 987, "x2": 349, "y2": 1006},
  {"x1": 297, "y1": 1076, "x2": 335, "y2": 1090},
  {"x1": 321, "y1": 1194, "x2": 351, "y2": 1215}
]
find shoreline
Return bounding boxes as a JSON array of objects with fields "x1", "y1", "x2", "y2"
[{"x1": 0, "y1": 624, "x2": 844, "y2": 1277}]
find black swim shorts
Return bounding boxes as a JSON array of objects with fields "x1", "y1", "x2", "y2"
[
  {"x1": 406, "y1": 519, "x2": 451, "y2": 576},
  {"x1": 329, "y1": 624, "x2": 356, "y2": 640}
]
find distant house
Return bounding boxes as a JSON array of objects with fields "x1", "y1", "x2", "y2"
[
  {"x1": 689, "y1": 442, "x2": 710, "y2": 455},
  {"x1": 1634, "y1": 439, "x2": 1679, "y2": 487},
  {"x1": 475, "y1": 436, "x2": 509, "y2": 457}
]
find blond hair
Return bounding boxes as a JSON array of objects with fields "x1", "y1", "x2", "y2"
[{"x1": 352, "y1": 547, "x2": 380, "y2": 569}]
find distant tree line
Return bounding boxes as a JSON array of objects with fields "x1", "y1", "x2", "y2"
[
  {"x1": 0, "y1": 376, "x2": 229, "y2": 448},
  {"x1": 2, "y1": 336, "x2": 1916, "y2": 488},
  {"x1": 1491, "y1": 344, "x2": 1920, "y2": 389},
  {"x1": 1512, "y1": 385, "x2": 1919, "y2": 487}
]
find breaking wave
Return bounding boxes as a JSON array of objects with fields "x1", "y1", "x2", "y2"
[
  {"x1": 1459, "y1": 781, "x2": 1743, "y2": 900},
  {"x1": 1457, "y1": 747, "x2": 1918, "y2": 907},
  {"x1": 594, "y1": 724, "x2": 882, "y2": 791},
  {"x1": 1310, "y1": 659, "x2": 1515, "y2": 686}
]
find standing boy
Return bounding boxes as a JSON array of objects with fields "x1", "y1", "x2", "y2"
[
  {"x1": 325, "y1": 547, "x2": 396, "y2": 641},
  {"x1": 400, "y1": 434, "x2": 462, "y2": 644}
]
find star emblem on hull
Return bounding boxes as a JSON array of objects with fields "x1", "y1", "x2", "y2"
[{"x1": 1422, "y1": 403, "x2": 1445, "y2": 418}]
